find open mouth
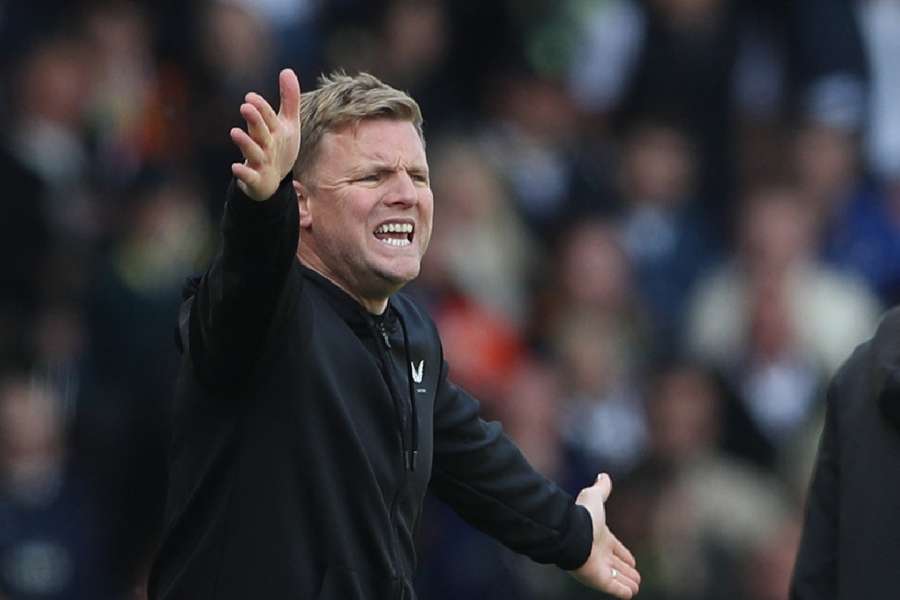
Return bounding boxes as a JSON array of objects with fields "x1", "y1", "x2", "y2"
[{"x1": 373, "y1": 221, "x2": 414, "y2": 248}]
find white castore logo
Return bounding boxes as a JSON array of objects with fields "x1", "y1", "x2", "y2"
[{"x1": 411, "y1": 360, "x2": 425, "y2": 384}]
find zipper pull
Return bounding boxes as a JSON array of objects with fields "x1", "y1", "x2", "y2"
[
  {"x1": 377, "y1": 321, "x2": 392, "y2": 348},
  {"x1": 405, "y1": 449, "x2": 417, "y2": 471}
]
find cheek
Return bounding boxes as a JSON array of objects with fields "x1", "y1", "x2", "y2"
[
  {"x1": 419, "y1": 213, "x2": 434, "y2": 250},
  {"x1": 331, "y1": 208, "x2": 369, "y2": 241},
  {"x1": 352, "y1": 197, "x2": 380, "y2": 234},
  {"x1": 319, "y1": 212, "x2": 365, "y2": 255},
  {"x1": 420, "y1": 192, "x2": 435, "y2": 230},
  {"x1": 420, "y1": 220, "x2": 434, "y2": 246}
]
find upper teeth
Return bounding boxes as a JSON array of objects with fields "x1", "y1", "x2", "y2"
[{"x1": 375, "y1": 223, "x2": 413, "y2": 234}]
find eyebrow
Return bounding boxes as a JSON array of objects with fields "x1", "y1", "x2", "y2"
[{"x1": 352, "y1": 161, "x2": 429, "y2": 176}]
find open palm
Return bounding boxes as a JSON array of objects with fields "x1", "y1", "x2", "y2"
[
  {"x1": 230, "y1": 68, "x2": 302, "y2": 202},
  {"x1": 571, "y1": 474, "x2": 641, "y2": 598}
]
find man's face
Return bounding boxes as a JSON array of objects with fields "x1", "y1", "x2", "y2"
[{"x1": 301, "y1": 118, "x2": 433, "y2": 303}]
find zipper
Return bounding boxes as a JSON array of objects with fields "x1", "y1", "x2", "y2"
[
  {"x1": 374, "y1": 316, "x2": 412, "y2": 592},
  {"x1": 374, "y1": 318, "x2": 414, "y2": 473},
  {"x1": 377, "y1": 320, "x2": 392, "y2": 349}
]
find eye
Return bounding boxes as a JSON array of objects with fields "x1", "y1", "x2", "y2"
[
  {"x1": 358, "y1": 173, "x2": 381, "y2": 183},
  {"x1": 411, "y1": 173, "x2": 429, "y2": 185}
]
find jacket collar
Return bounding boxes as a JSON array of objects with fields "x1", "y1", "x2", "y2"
[{"x1": 298, "y1": 263, "x2": 397, "y2": 336}]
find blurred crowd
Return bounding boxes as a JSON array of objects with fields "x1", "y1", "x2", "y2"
[{"x1": 0, "y1": 0, "x2": 898, "y2": 598}]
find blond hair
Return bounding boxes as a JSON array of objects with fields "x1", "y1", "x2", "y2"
[{"x1": 293, "y1": 71, "x2": 424, "y2": 183}]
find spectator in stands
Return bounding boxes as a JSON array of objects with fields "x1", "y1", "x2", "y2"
[{"x1": 0, "y1": 373, "x2": 108, "y2": 598}]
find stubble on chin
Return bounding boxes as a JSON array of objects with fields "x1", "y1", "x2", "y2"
[{"x1": 369, "y1": 257, "x2": 421, "y2": 293}]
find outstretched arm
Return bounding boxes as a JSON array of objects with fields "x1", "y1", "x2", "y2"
[
  {"x1": 188, "y1": 69, "x2": 303, "y2": 387},
  {"x1": 430, "y1": 361, "x2": 640, "y2": 599}
]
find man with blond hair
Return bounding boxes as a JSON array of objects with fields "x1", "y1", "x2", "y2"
[{"x1": 148, "y1": 69, "x2": 639, "y2": 599}]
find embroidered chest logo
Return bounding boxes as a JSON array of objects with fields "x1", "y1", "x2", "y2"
[
  {"x1": 410, "y1": 360, "x2": 427, "y2": 393},
  {"x1": 411, "y1": 360, "x2": 425, "y2": 383}
]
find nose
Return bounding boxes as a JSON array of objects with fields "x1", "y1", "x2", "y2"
[{"x1": 383, "y1": 170, "x2": 418, "y2": 208}]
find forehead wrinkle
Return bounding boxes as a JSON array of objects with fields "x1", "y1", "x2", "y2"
[
  {"x1": 357, "y1": 142, "x2": 425, "y2": 169},
  {"x1": 354, "y1": 122, "x2": 427, "y2": 166},
  {"x1": 316, "y1": 120, "x2": 429, "y2": 182}
]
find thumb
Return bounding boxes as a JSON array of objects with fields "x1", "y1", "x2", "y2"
[
  {"x1": 278, "y1": 68, "x2": 301, "y2": 121},
  {"x1": 594, "y1": 473, "x2": 613, "y2": 502}
]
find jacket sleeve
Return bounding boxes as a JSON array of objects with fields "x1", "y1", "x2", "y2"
[
  {"x1": 429, "y1": 359, "x2": 593, "y2": 571},
  {"x1": 790, "y1": 378, "x2": 840, "y2": 600},
  {"x1": 186, "y1": 176, "x2": 299, "y2": 388}
]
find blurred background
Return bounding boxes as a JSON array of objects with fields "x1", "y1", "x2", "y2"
[{"x1": 0, "y1": 0, "x2": 896, "y2": 598}]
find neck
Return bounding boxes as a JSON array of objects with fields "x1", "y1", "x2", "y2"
[{"x1": 296, "y1": 251, "x2": 389, "y2": 315}]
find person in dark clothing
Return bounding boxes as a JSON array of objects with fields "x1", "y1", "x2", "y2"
[
  {"x1": 613, "y1": 0, "x2": 869, "y2": 242},
  {"x1": 791, "y1": 308, "x2": 900, "y2": 599},
  {"x1": 147, "y1": 69, "x2": 640, "y2": 599}
]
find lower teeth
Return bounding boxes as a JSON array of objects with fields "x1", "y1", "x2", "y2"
[{"x1": 378, "y1": 238, "x2": 409, "y2": 247}]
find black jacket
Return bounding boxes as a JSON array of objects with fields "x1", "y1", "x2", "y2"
[
  {"x1": 147, "y1": 178, "x2": 592, "y2": 599},
  {"x1": 791, "y1": 308, "x2": 900, "y2": 600}
]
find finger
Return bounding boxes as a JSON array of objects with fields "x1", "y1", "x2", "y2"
[
  {"x1": 611, "y1": 579, "x2": 638, "y2": 599},
  {"x1": 245, "y1": 92, "x2": 279, "y2": 133},
  {"x1": 604, "y1": 561, "x2": 639, "y2": 599},
  {"x1": 240, "y1": 103, "x2": 273, "y2": 150},
  {"x1": 605, "y1": 577, "x2": 636, "y2": 600},
  {"x1": 594, "y1": 473, "x2": 612, "y2": 502},
  {"x1": 230, "y1": 127, "x2": 266, "y2": 165},
  {"x1": 278, "y1": 68, "x2": 301, "y2": 122},
  {"x1": 612, "y1": 534, "x2": 637, "y2": 567},
  {"x1": 611, "y1": 555, "x2": 641, "y2": 588},
  {"x1": 231, "y1": 162, "x2": 259, "y2": 186}
]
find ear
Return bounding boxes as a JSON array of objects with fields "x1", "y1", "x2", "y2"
[{"x1": 294, "y1": 180, "x2": 313, "y2": 229}]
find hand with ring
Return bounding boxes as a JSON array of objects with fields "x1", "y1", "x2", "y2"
[{"x1": 569, "y1": 474, "x2": 640, "y2": 598}]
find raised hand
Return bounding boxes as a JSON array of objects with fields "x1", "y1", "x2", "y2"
[
  {"x1": 571, "y1": 474, "x2": 641, "y2": 598},
  {"x1": 230, "y1": 68, "x2": 302, "y2": 202}
]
